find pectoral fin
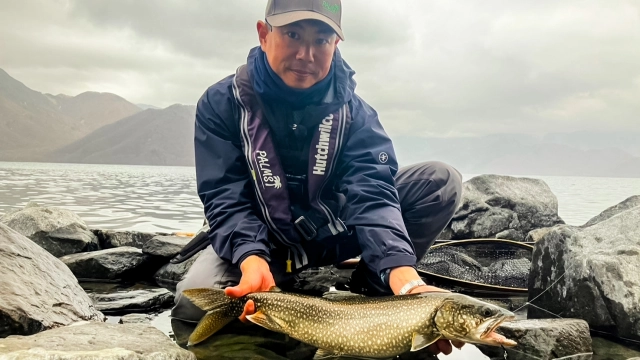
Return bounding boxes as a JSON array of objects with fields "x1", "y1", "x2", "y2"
[
  {"x1": 411, "y1": 331, "x2": 442, "y2": 352},
  {"x1": 245, "y1": 311, "x2": 286, "y2": 332}
]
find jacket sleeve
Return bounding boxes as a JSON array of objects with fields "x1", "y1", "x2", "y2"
[
  {"x1": 194, "y1": 82, "x2": 271, "y2": 265},
  {"x1": 336, "y1": 95, "x2": 417, "y2": 276}
]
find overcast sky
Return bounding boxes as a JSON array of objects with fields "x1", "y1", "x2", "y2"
[{"x1": 1, "y1": 0, "x2": 639, "y2": 138}]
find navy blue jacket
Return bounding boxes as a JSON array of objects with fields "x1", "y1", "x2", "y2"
[{"x1": 194, "y1": 47, "x2": 417, "y2": 277}]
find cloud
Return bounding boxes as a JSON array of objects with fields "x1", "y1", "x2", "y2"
[{"x1": 1, "y1": 0, "x2": 639, "y2": 137}]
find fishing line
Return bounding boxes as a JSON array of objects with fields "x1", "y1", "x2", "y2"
[{"x1": 501, "y1": 345, "x2": 592, "y2": 360}]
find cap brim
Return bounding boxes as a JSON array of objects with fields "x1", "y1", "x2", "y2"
[{"x1": 266, "y1": 10, "x2": 344, "y2": 40}]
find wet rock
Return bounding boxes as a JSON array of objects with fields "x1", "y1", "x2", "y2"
[
  {"x1": 60, "y1": 247, "x2": 153, "y2": 282},
  {"x1": 528, "y1": 204, "x2": 640, "y2": 341},
  {"x1": 477, "y1": 318, "x2": 592, "y2": 360},
  {"x1": 90, "y1": 288, "x2": 174, "y2": 315},
  {"x1": 171, "y1": 318, "x2": 308, "y2": 360},
  {"x1": 93, "y1": 229, "x2": 161, "y2": 249},
  {"x1": 142, "y1": 235, "x2": 190, "y2": 258},
  {"x1": 444, "y1": 175, "x2": 564, "y2": 242},
  {"x1": 0, "y1": 321, "x2": 195, "y2": 359},
  {"x1": 591, "y1": 337, "x2": 640, "y2": 359},
  {"x1": 154, "y1": 250, "x2": 202, "y2": 291},
  {"x1": 118, "y1": 313, "x2": 154, "y2": 324},
  {"x1": 583, "y1": 195, "x2": 640, "y2": 227},
  {"x1": 524, "y1": 226, "x2": 556, "y2": 242},
  {"x1": 0, "y1": 224, "x2": 104, "y2": 338},
  {"x1": 0, "y1": 202, "x2": 98, "y2": 257}
]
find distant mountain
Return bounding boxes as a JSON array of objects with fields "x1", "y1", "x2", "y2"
[
  {"x1": 49, "y1": 104, "x2": 196, "y2": 166},
  {"x1": 393, "y1": 133, "x2": 640, "y2": 178},
  {"x1": 0, "y1": 68, "x2": 140, "y2": 161},
  {"x1": 136, "y1": 103, "x2": 161, "y2": 110}
]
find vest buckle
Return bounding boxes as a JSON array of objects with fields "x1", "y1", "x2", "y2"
[{"x1": 294, "y1": 216, "x2": 317, "y2": 241}]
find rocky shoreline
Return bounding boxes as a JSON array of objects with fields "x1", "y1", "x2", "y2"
[{"x1": 0, "y1": 174, "x2": 639, "y2": 359}]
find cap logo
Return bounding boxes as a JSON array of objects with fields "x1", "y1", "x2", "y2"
[{"x1": 322, "y1": 1, "x2": 340, "y2": 13}]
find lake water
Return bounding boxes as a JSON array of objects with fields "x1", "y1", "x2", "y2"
[
  {"x1": 1, "y1": 162, "x2": 638, "y2": 232},
  {"x1": 2, "y1": 161, "x2": 640, "y2": 360}
]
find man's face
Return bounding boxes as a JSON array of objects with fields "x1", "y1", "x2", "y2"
[{"x1": 258, "y1": 19, "x2": 339, "y2": 89}]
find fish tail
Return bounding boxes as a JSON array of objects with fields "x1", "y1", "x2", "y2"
[{"x1": 181, "y1": 288, "x2": 242, "y2": 346}]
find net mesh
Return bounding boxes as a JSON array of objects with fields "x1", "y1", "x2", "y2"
[{"x1": 417, "y1": 241, "x2": 532, "y2": 289}]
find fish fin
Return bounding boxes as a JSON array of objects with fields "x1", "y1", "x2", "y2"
[
  {"x1": 187, "y1": 310, "x2": 234, "y2": 346},
  {"x1": 313, "y1": 349, "x2": 341, "y2": 359},
  {"x1": 245, "y1": 310, "x2": 285, "y2": 332},
  {"x1": 182, "y1": 288, "x2": 230, "y2": 311},
  {"x1": 314, "y1": 350, "x2": 382, "y2": 360},
  {"x1": 411, "y1": 331, "x2": 442, "y2": 352},
  {"x1": 268, "y1": 286, "x2": 282, "y2": 292}
]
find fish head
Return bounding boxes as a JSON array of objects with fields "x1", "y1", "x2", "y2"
[{"x1": 433, "y1": 294, "x2": 517, "y2": 347}]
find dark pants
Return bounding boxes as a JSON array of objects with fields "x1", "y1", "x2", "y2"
[{"x1": 171, "y1": 161, "x2": 462, "y2": 322}]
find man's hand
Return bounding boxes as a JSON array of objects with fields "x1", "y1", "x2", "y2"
[
  {"x1": 389, "y1": 266, "x2": 465, "y2": 356},
  {"x1": 224, "y1": 255, "x2": 275, "y2": 322}
]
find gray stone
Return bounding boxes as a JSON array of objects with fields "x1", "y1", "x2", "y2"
[
  {"x1": 90, "y1": 288, "x2": 174, "y2": 314},
  {"x1": 445, "y1": 175, "x2": 564, "y2": 242},
  {"x1": 60, "y1": 247, "x2": 152, "y2": 282},
  {"x1": 524, "y1": 226, "x2": 556, "y2": 242},
  {"x1": 583, "y1": 195, "x2": 640, "y2": 227},
  {"x1": 0, "y1": 321, "x2": 195, "y2": 359},
  {"x1": 0, "y1": 203, "x2": 98, "y2": 257},
  {"x1": 142, "y1": 235, "x2": 190, "y2": 258},
  {"x1": 154, "y1": 251, "x2": 202, "y2": 291},
  {"x1": 477, "y1": 318, "x2": 592, "y2": 360},
  {"x1": 0, "y1": 224, "x2": 104, "y2": 338},
  {"x1": 528, "y1": 204, "x2": 640, "y2": 341},
  {"x1": 118, "y1": 314, "x2": 154, "y2": 324},
  {"x1": 94, "y1": 230, "x2": 160, "y2": 249}
]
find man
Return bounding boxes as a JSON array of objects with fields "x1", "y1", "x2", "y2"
[{"x1": 172, "y1": 0, "x2": 464, "y2": 356}]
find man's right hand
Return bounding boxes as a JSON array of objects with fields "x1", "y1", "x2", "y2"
[{"x1": 224, "y1": 255, "x2": 275, "y2": 322}]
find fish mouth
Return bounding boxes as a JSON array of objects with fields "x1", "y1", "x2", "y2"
[{"x1": 477, "y1": 315, "x2": 517, "y2": 347}]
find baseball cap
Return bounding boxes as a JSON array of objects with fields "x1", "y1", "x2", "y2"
[{"x1": 265, "y1": 0, "x2": 344, "y2": 40}]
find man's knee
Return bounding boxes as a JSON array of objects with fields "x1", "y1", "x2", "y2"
[{"x1": 397, "y1": 161, "x2": 463, "y2": 219}]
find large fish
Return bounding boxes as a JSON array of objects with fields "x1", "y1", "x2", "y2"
[{"x1": 182, "y1": 287, "x2": 517, "y2": 358}]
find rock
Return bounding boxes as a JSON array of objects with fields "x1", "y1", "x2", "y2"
[
  {"x1": 528, "y1": 204, "x2": 640, "y2": 341},
  {"x1": 591, "y1": 337, "x2": 640, "y2": 359},
  {"x1": 477, "y1": 319, "x2": 592, "y2": 360},
  {"x1": 118, "y1": 313, "x2": 154, "y2": 324},
  {"x1": 60, "y1": 247, "x2": 153, "y2": 282},
  {"x1": 154, "y1": 250, "x2": 202, "y2": 290},
  {"x1": 0, "y1": 223, "x2": 104, "y2": 338},
  {"x1": 0, "y1": 321, "x2": 195, "y2": 359},
  {"x1": 583, "y1": 195, "x2": 640, "y2": 227},
  {"x1": 142, "y1": 235, "x2": 190, "y2": 258},
  {"x1": 90, "y1": 288, "x2": 174, "y2": 315},
  {"x1": 0, "y1": 203, "x2": 98, "y2": 257},
  {"x1": 94, "y1": 229, "x2": 160, "y2": 249},
  {"x1": 444, "y1": 175, "x2": 564, "y2": 242},
  {"x1": 524, "y1": 227, "x2": 556, "y2": 242}
]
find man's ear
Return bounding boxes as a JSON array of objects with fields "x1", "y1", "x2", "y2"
[{"x1": 257, "y1": 20, "x2": 270, "y2": 49}]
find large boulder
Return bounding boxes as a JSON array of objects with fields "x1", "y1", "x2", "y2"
[
  {"x1": 528, "y1": 203, "x2": 640, "y2": 341},
  {"x1": 477, "y1": 319, "x2": 592, "y2": 360},
  {"x1": 441, "y1": 175, "x2": 565, "y2": 241},
  {"x1": 0, "y1": 321, "x2": 195, "y2": 359},
  {"x1": 60, "y1": 247, "x2": 155, "y2": 282},
  {"x1": 0, "y1": 203, "x2": 98, "y2": 257},
  {"x1": 93, "y1": 229, "x2": 160, "y2": 249},
  {"x1": 0, "y1": 224, "x2": 104, "y2": 338},
  {"x1": 582, "y1": 195, "x2": 640, "y2": 227},
  {"x1": 142, "y1": 235, "x2": 190, "y2": 258}
]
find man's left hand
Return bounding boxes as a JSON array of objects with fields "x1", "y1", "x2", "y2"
[{"x1": 388, "y1": 266, "x2": 466, "y2": 356}]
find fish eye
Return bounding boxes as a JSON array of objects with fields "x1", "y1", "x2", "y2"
[{"x1": 482, "y1": 307, "x2": 493, "y2": 317}]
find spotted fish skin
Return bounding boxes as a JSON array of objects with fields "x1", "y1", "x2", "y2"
[{"x1": 182, "y1": 288, "x2": 516, "y2": 358}]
